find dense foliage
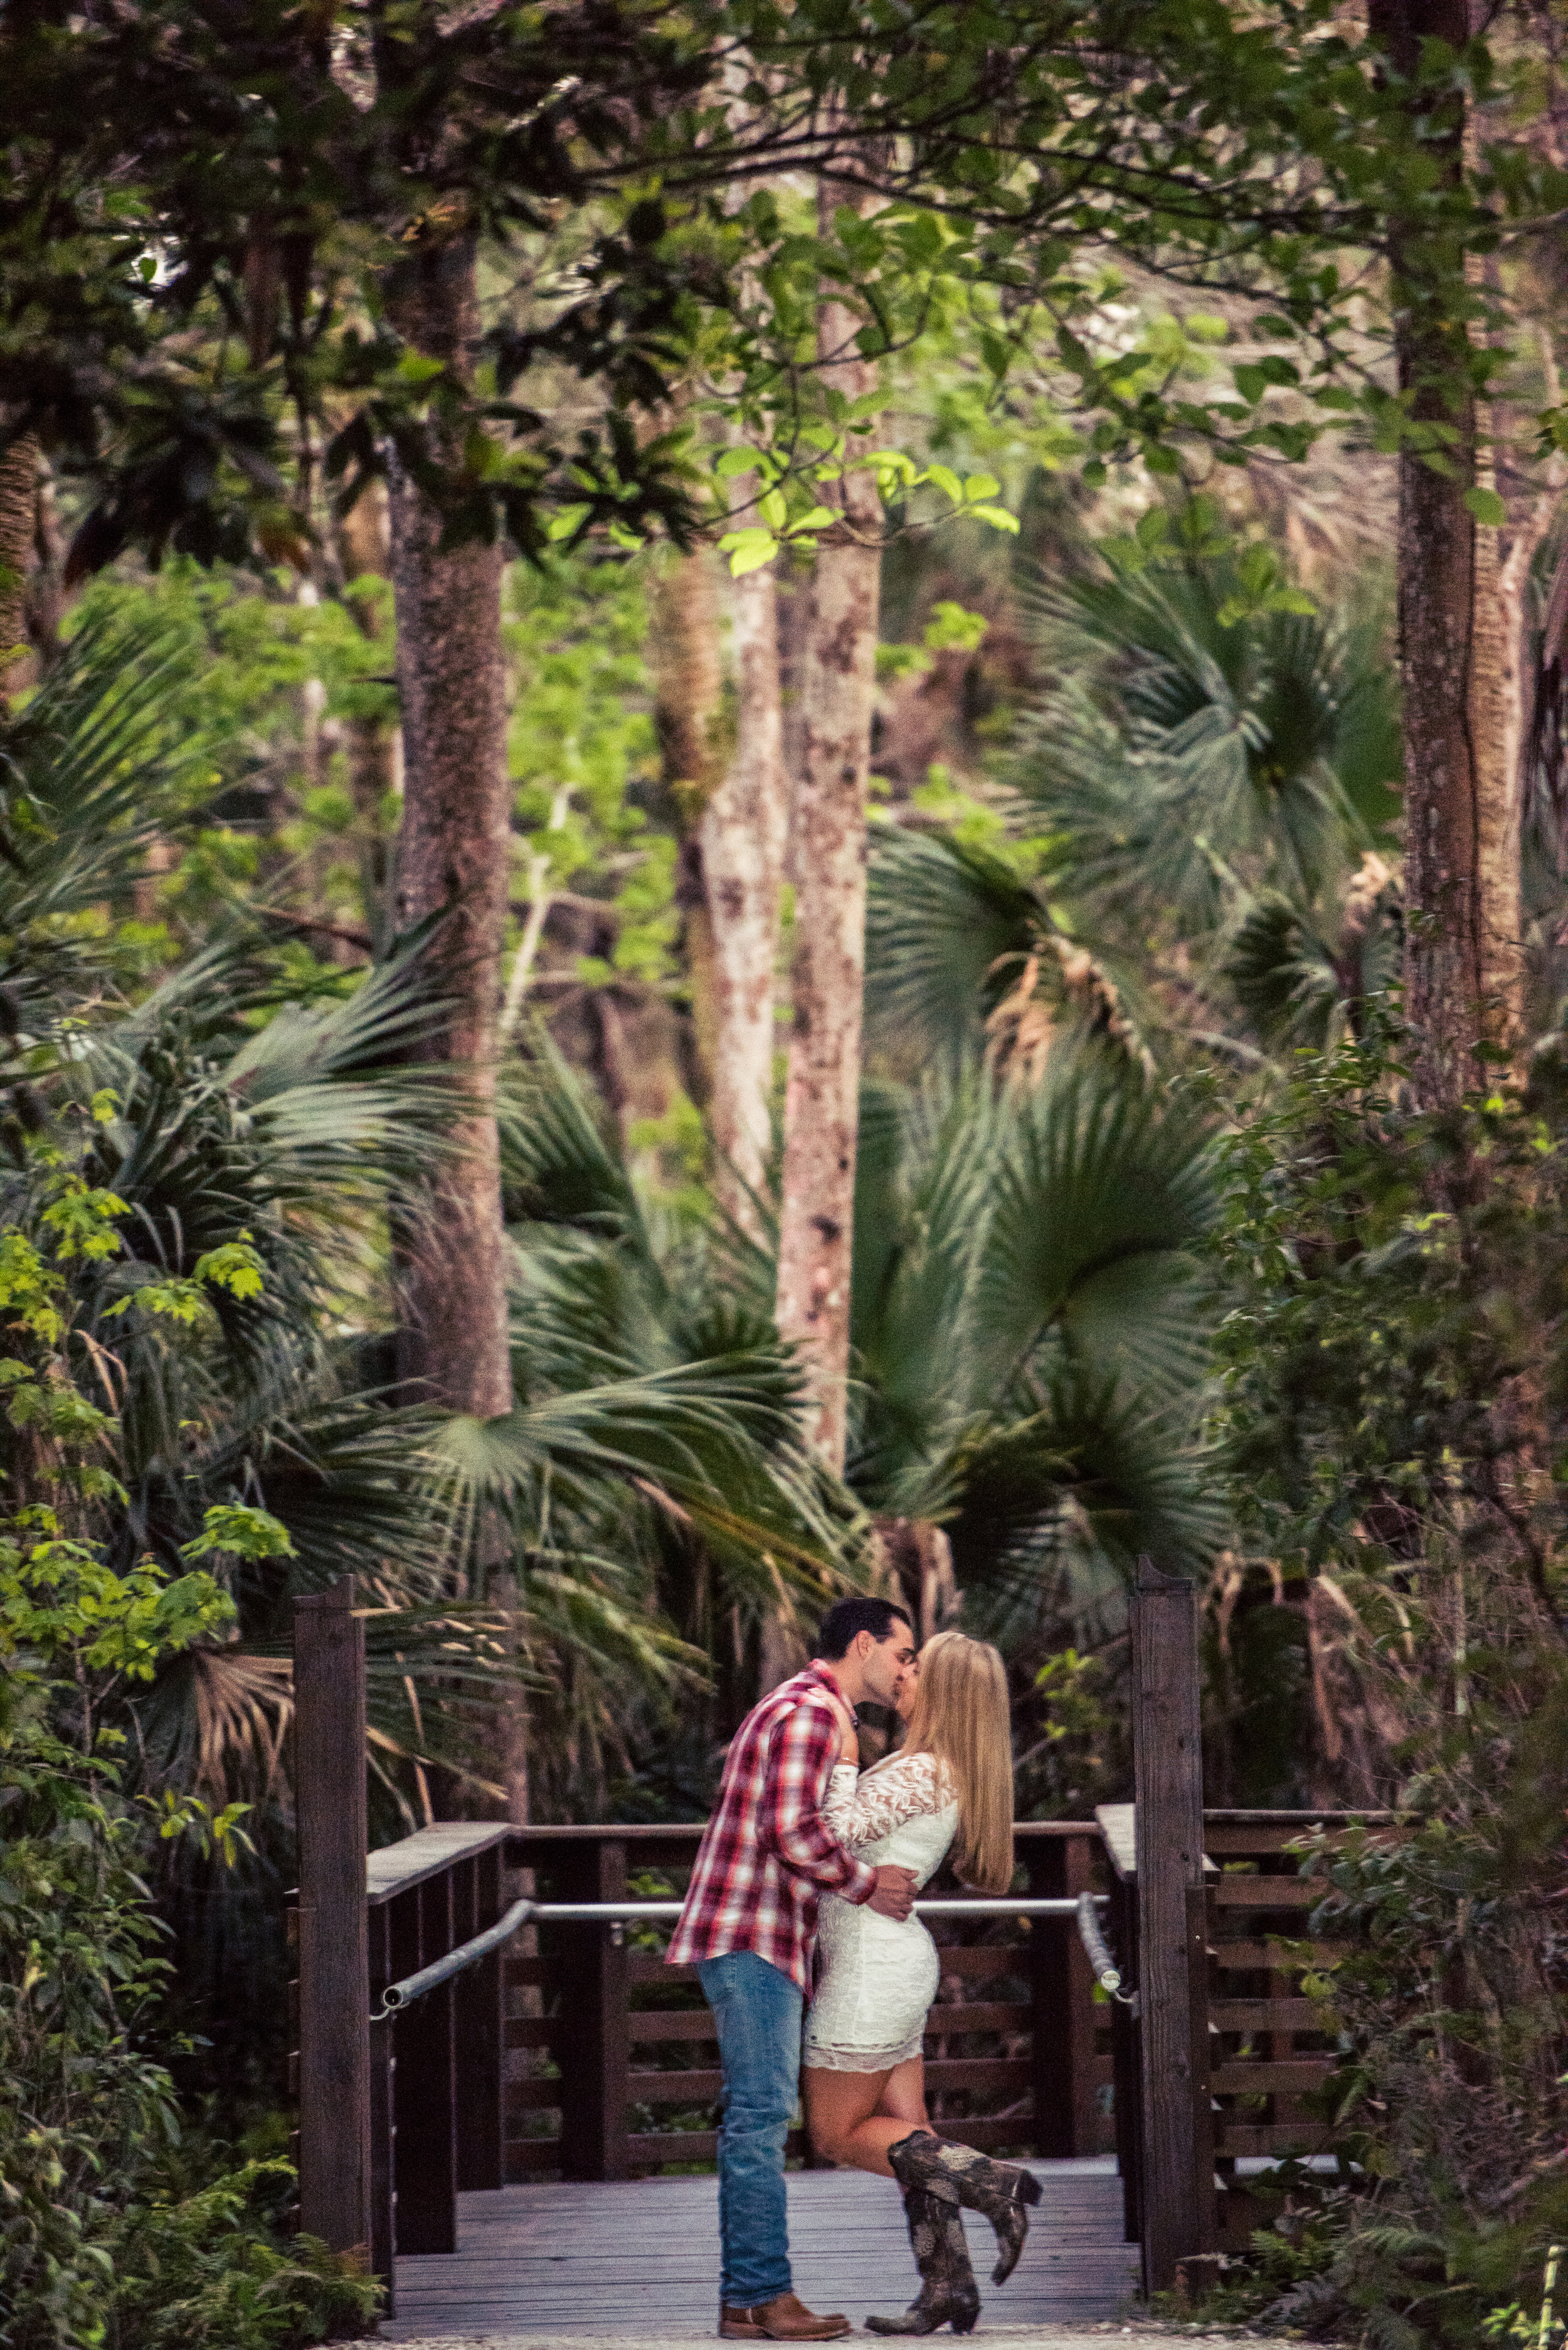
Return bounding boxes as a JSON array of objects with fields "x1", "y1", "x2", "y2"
[{"x1": 6, "y1": 4, "x2": 1568, "y2": 2344}]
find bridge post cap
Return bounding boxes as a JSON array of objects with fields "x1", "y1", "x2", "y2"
[
  {"x1": 295, "y1": 1578, "x2": 357, "y2": 1612},
  {"x1": 1133, "y1": 1553, "x2": 1191, "y2": 1595}
]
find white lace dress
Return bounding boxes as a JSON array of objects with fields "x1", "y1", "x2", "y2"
[{"x1": 802, "y1": 1750, "x2": 960, "y2": 2073}]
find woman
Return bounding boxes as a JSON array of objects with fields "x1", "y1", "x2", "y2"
[{"x1": 803, "y1": 1630, "x2": 1039, "y2": 2337}]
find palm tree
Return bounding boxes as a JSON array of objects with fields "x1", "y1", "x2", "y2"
[
  {"x1": 864, "y1": 528, "x2": 1404, "y2": 1073},
  {"x1": 848, "y1": 1052, "x2": 1222, "y2": 1627},
  {"x1": 498, "y1": 1036, "x2": 1223, "y2": 1677},
  {"x1": 0, "y1": 615, "x2": 864, "y2": 1824},
  {"x1": 486, "y1": 1036, "x2": 873, "y2": 1784}
]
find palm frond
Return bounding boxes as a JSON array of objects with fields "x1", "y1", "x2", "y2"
[
  {"x1": 430, "y1": 1354, "x2": 860, "y2": 1604},
  {"x1": 947, "y1": 1374, "x2": 1223, "y2": 1588},
  {"x1": 0, "y1": 608, "x2": 223, "y2": 1018},
  {"x1": 1224, "y1": 864, "x2": 1402, "y2": 1054},
  {"x1": 1012, "y1": 552, "x2": 1394, "y2": 944},
  {"x1": 865, "y1": 831, "x2": 1044, "y2": 1062},
  {"x1": 846, "y1": 1047, "x2": 1222, "y2": 1589},
  {"x1": 502, "y1": 1029, "x2": 650, "y2": 1256},
  {"x1": 972, "y1": 1051, "x2": 1218, "y2": 1395}
]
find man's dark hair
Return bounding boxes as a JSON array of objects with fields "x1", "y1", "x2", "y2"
[{"x1": 816, "y1": 1595, "x2": 914, "y2": 1661}]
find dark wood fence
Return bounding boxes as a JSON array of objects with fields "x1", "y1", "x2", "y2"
[
  {"x1": 334, "y1": 1818, "x2": 1111, "y2": 2312},
  {"x1": 1202, "y1": 1809, "x2": 1392, "y2": 2250},
  {"x1": 288, "y1": 1577, "x2": 1394, "y2": 2321},
  {"x1": 504, "y1": 1823, "x2": 1111, "y2": 2182}
]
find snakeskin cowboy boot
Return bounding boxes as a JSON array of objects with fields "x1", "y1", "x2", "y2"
[
  {"x1": 885, "y1": 2130, "x2": 1042, "y2": 2286},
  {"x1": 866, "y1": 2179, "x2": 981, "y2": 2337}
]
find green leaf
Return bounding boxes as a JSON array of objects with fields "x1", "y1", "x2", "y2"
[
  {"x1": 924, "y1": 602, "x2": 989, "y2": 652},
  {"x1": 925, "y1": 463, "x2": 963, "y2": 506},
  {"x1": 180, "y1": 1504, "x2": 296, "y2": 1564},
  {"x1": 1465, "y1": 484, "x2": 1507, "y2": 526},
  {"x1": 721, "y1": 532, "x2": 780, "y2": 577},
  {"x1": 961, "y1": 473, "x2": 1002, "y2": 503},
  {"x1": 966, "y1": 506, "x2": 1020, "y2": 533}
]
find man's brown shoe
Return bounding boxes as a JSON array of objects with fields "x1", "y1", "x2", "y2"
[{"x1": 719, "y1": 2293, "x2": 852, "y2": 2340}]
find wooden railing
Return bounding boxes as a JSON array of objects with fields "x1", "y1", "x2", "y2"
[
  {"x1": 1202, "y1": 1809, "x2": 1393, "y2": 2250},
  {"x1": 285, "y1": 1576, "x2": 1395, "y2": 2322},
  {"x1": 1098, "y1": 1801, "x2": 1396, "y2": 2270},
  {"x1": 330, "y1": 1819, "x2": 1113, "y2": 2314},
  {"x1": 363, "y1": 1822, "x2": 513, "y2": 2289},
  {"x1": 504, "y1": 1824, "x2": 1111, "y2": 2180}
]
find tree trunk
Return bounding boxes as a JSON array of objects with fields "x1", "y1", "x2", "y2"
[
  {"x1": 0, "y1": 432, "x2": 38, "y2": 715},
  {"x1": 334, "y1": 483, "x2": 398, "y2": 957},
  {"x1": 647, "y1": 548, "x2": 728, "y2": 1107},
  {"x1": 384, "y1": 232, "x2": 513, "y2": 1419},
  {"x1": 1370, "y1": 0, "x2": 1520, "y2": 1105},
  {"x1": 702, "y1": 563, "x2": 787, "y2": 1238},
  {"x1": 1470, "y1": 502, "x2": 1520, "y2": 1056},
  {"x1": 774, "y1": 173, "x2": 882, "y2": 1470}
]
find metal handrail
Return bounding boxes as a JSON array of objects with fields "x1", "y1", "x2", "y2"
[
  {"x1": 1076, "y1": 1888, "x2": 1133, "y2": 2002},
  {"x1": 371, "y1": 1893, "x2": 1111, "y2": 2022}
]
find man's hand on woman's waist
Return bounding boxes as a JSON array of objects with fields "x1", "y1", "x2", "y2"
[{"x1": 865, "y1": 1865, "x2": 917, "y2": 1920}]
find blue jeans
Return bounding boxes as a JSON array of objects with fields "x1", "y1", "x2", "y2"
[{"x1": 697, "y1": 1950, "x2": 803, "y2": 2307}]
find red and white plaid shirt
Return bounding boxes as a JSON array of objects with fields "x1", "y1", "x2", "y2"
[{"x1": 667, "y1": 1662, "x2": 878, "y2": 1993}]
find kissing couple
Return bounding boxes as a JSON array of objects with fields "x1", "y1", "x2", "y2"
[{"x1": 667, "y1": 1596, "x2": 1038, "y2": 2340}]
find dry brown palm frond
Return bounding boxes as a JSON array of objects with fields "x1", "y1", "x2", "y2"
[
  {"x1": 1341, "y1": 849, "x2": 1396, "y2": 942},
  {"x1": 983, "y1": 937, "x2": 1155, "y2": 1087},
  {"x1": 186, "y1": 1645, "x2": 294, "y2": 1802},
  {"x1": 983, "y1": 952, "x2": 1056, "y2": 1084}
]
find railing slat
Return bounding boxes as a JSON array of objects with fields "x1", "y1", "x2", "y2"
[
  {"x1": 455, "y1": 1846, "x2": 506, "y2": 2194},
  {"x1": 393, "y1": 1873, "x2": 458, "y2": 2255},
  {"x1": 1210, "y1": 1996, "x2": 1322, "y2": 2029},
  {"x1": 554, "y1": 1837, "x2": 631, "y2": 2181}
]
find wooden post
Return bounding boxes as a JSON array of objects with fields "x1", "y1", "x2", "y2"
[
  {"x1": 1130, "y1": 1557, "x2": 1207, "y2": 2294},
  {"x1": 294, "y1": 1582, "x2": 372, "y2": 2258},
  {"x1": 366, "y1": 1904, "x2": 397, "y2": 2311},
  {"x1": 1026, "y1": 1832, "x2": 1099, "y2": 2157}
]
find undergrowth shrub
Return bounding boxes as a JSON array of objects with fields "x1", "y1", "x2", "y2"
[{"x1": 1205, "y1": 1033, "x2": 1568, "y2": 2345}]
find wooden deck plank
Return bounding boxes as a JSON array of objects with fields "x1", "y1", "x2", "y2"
[{"x1": 381, "y1": 2164, "x2": 1138, "y2": 2340}]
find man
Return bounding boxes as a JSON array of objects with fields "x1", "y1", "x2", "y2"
[{"x1": 668, "y1": 1596, "x2": 919, "y2": 2342}]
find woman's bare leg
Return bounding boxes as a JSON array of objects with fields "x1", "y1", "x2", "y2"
[
  {"x1": 803, "y1": 2064, "x2": 923, "y2": 2177},
  {"x1": 873, "y1": 2055, "x2": 928, "y2": 2133}
]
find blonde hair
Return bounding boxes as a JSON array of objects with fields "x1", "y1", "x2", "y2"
[{"x1": 884, "y1": 1629, "x2": 1014, "y2": 1895}]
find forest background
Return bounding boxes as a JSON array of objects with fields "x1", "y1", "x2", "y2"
[{"x1": 3, "y1": 1, "x2": 1568, "y2": 2344}]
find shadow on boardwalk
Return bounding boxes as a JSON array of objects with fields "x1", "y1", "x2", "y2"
[{"x1": 381, "y1": 2159, "x2": 1142, "y2": 2341}]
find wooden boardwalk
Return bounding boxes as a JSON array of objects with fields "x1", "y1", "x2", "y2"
[{"x1": 382, "y1": 2160, "x2": 1140, "y2": 2340}]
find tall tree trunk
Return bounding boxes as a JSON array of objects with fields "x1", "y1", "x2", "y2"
[
  {"x1": 774, "y1": 171, "x2": 882, "y2": 1470},
  {"x1": 1470, "y1": 494, "x2": 1520, "y2": 1055},
  {"x1": 702, "y1": 563, "x2": 787, "y2": 1238},
  {"x1": 384, "y1": 231, "x2": 513, "y2": 1419},
  {"x1": 1371, "y1": 0, "x2": 1520, "y2": 1106},
  {"x1": 334, "y1": 483, "x2": 398, "y2": 956},
  {"x1": 0, "y1": 432, "x2": 38, "y2": 715},
  {"x1": 647, "y1": 548, "x2": 728, "y2": 1107}
]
